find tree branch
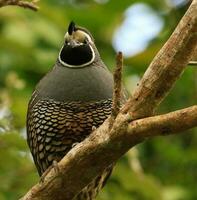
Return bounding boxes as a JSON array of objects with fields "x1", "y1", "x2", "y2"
[
  {"x1": 21, "y1": 0, "x2": 197, "y2": 199},
  {"x1": 128, "y1": 106, "x2": 197, "y2": 138},
  {"x1": 0, "y1": 0, "x2": 39, "y2": 11},
  {"x1": 21, "y1": 105, "x2": 197, "y2": 200},
  {"x1": 110, "y1": 51, "x2": 123, "y2": 127},
  {"x1": 122, "y1": 0, "x2": 197, "y2": 118}
]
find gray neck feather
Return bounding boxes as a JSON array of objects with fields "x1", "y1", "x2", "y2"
[{"x1": 32, "y1": 61, "x2": 113, "y2": 104}]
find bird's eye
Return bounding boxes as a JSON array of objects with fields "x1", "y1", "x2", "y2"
[{"x1": 84, "y1": 38, "x2": 89, "y2": 44}]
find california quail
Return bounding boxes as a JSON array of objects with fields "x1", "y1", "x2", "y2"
[{"x1": 27, "y1": 21, "x2": 115, "y2": 200}]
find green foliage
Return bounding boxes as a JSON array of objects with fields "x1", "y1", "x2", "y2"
[
  {"x1": 0, "y1": 0, "x2": 196, "y2": 199},
  {"x1": 0, "y1": 128, "x2": 38, "y2": 199}
]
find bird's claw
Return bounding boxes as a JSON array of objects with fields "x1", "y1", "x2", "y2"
[
  {"x1": 72, "y1": 142, "x2": 79, "y2": 148},
  {"x1": 39, "y1": 160, "x2": 60, "y2": 184}
]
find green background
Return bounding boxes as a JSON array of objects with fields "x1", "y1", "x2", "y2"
[{"x1": 0, "y1": 0, "x2": 196, "y2": 199}]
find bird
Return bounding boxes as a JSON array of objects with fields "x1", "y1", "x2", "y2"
[{"x1": 26, "y1": 21, "x2": 115, "y2": 200}]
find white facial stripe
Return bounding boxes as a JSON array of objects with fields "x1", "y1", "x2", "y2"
[
  {"x1": 64, "y1": 30, "x2": 93, "y2": 44},
  {"x1": 58, "y1": 44, "x2": 95, "y2": 68},
  {"x1": 77, "y1": 30, "x2": 93, "y2": 43}
]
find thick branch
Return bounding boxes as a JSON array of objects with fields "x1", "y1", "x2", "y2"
[
  {"x1": 21, "y1": 106, "x2": 197, "y2": 200},
  {"x1": 0, "y1": 0, "x2": 39, "y2": 11},
  {"x1": 128, "y1": 106, "x2": 197, "y2": 138},
  {"x1": 122, "y1": 0, "x2": 197, "y2": 118}
]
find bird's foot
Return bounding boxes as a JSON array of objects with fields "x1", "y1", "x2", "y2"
[
  {"x1": 72, "y1": 142, "x2": 79, "y2": 148},
  {"x1": 52, "y1": 160, "x2": 60, "y2": 174},
  {"x1": 39, "y1": 160, "x2": 60, "y2": 184}
]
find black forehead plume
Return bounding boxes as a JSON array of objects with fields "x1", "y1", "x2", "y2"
[{"x1": 68, "y1": 21, "x2": 76, "y2": 35}]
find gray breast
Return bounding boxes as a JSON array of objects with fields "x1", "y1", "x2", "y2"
[{"x1": 32, "y1": 63, "x2": 113, "y2": 104}]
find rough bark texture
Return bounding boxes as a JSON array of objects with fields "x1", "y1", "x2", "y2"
[
  {"x1": 122, "y1": 0, "x2": 197, "y2": 118},
  {"x1": 21, "y1": 0, "x2": 197, "y2": 199},
  {"x1": 128, "y1": 106, "x2": 197, "y2": 138},
  {"x1": 21, "y1": 106, "x2": 197, "y2": 200},
  {"x1": 0, "y1": 0, "x2": 38, "y2": 11},
  {"x1": 111, "y1": 52, "x2": 123, "y2": 118}
]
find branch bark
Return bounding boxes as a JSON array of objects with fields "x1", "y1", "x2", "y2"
[
  {"x1": 21, "y1": 106, "x2": 197, "y2": 200},
  {"x1": 110, "y1": 51, "x2": 123, "y2": 127},
  {"x1": 122, "y1": 0, "x2": 197, "y2": 118},
  {"x1": 21, "y1": 0, "x2": 197, "y2": 199},
  {"x1": 128, "y1": 106, "x2": 197, "y2": 138},
  {"x1": 0, "y1": 0, "x2": 39, "y2": 11}
]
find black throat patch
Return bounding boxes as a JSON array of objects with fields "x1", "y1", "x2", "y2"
[{"x1": 59, "y1": 44, "x2": 93, "y2": 66}]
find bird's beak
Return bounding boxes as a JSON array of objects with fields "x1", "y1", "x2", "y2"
[{"x1": 69, "y1": 40, "x2": 79, "y2": 48}]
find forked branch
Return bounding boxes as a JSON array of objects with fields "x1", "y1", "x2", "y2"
[
  {"x1": 21, "y1": 105, "x2": 197, "y2": 200},
  {"x1": 122, "y1": 0, "x2": 197, "y2": 118}
]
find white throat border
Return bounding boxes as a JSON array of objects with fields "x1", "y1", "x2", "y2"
[{"x1": 58, "y1": 44, "x2": 95, "y2": 68}]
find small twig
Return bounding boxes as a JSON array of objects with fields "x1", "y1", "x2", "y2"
[
  {"x1": 0, "y1": 0, "x2": 39, "y2": 11},
  {"x1": 110, "y1": 52, "x2": 123, "y2": 128},
  {"x1": 188, "y1": 61, "x2": 197, "y2": 66}
]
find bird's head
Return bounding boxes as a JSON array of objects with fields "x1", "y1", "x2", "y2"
[{"x1": 58, "y1": 21, "x2": 96, "y2": 68}]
